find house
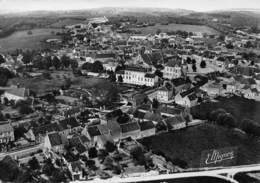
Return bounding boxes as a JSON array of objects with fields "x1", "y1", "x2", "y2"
[
  {"x1": 164, "y1": 115, "x2": 186, "y2": 130},
  {"x1": 0, "y1": 123, "x2": 14, "y2": 144},
  {"x1": 107, "y1": 120, "x2": 121, "y2": 142},
  {"x1": 201, "y1": 82, "x2": 223, "y2": 97},
  {"x1": 68, "y1": 160, "x2": 85, "y2": 181},
  {"x1": 102, "y1": 61, "x2": 118, "y2": 72},
  {"x1": 147, "y1": 86, "x2": 173, "y2": 103},
  {"x1": 175, "y1": 88, "x2": 198, "y2": 108},
  {"x1": 1, "y1": 86, "x2": 29, "y2": 103},
  {"x1": 120, "y1": 122, "x2": 140, "y2": 139},
  {"x1": 58, "y1": 117, "x2": 81, "y2": 137},
  {"x1": 116, "y1": 66, "x2": 158, "y2": 87},
  {"x1": 44, "y1": 132, "x2": 64, "y2": 153},
  {"x1": 68, "y1": 136, "x2": 88, "y2": 155},
  {"x1": 163, "y1": 59, "x2": 182, "y2": 79},
  {"x1": 85, "y1": 126, "x2": 102, "y2": 145},
  {"x1": 138, "y1": 121, "x2": 156, "y2": 138},
  {"x1": 33, "y1": 123, "x2": 61, "y2": 143},
  {"x1": 171, "y1": 78, "x2": 191, "y2": 94}
]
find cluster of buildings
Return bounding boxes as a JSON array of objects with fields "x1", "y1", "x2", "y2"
[{"x1": 0, "y1": 14, "x2": 259, "y2": 182}]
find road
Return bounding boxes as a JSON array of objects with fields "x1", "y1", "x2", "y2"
[{"x1": 72, "y1": 164, "x2": 260, "y2": 183}]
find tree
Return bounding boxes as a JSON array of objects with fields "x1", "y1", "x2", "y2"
[
  {"x1": 130, "y1": 146, "x2": 146, "y2": 166},
  {"x1": 44, "y1": 56, "x2": 52, "y2": 70},
  {"x1": 88, "y1": 147, "x2": 98, "y2": 159},
  {"x1": 152, "y1": 98, "x2": 159, "y2": 109},
  {"x1": 186, "y1": 57, "x2": 192, "y2": 64},
  {"x1": 28, "y1": 156, "x2": 40, "y2": 170},
  {"x1": 117, "y1": 75, "x2": 123, "y2": 83},
  {"x1": 92, "y1": 61, "x2": 103, "y2": 73},
  {"x1": 52, "y1": 56, "x2": 61, "y2": 70},
  {"x1": 105, "y1": 141, "x2": 117, "y2": 153},
  {"x1": 192, "y1": 64, "x2": 197, "y2": 72},
  {"x1": 22, "y1": 51, "x2": 33, "y2": 65},
  {"x1": 154, "y1": 70, "x2": 163, "y2": 78},
  {"x1": 117, "y1": 113, "x2": 130, "y2": 124},
  {"x1": 241, "y1": 119, "x2": 260, "y2": 137},
  {"x1": 61, "y1": 55, "x2": 71, "y2": 68},
  {"x1": 0, "y1": 55, "x2": 5, "y2": 64},
  {"x1": 71, "y1": 59, "x2": 78, "y2": 70},
  {"x1": 19, "y1": 103, "x2": 33, "y2": 115},
  {"x1": 200, "y1": 60, "x2": 206, "y2": 68},
  {"x1": 209, "y1": 108, "x2": 226, "y2": 122},
  {"x1": 32, "y1": 55, "x2": 44, "y2": 69},
  {"x1": 108, "y1": 72, "x2": 116, "y2": 82},
  {"x1": 42, "y1": 159, "x2": 55, "y2": 176}
]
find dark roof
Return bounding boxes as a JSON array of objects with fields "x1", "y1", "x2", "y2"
[
  {"x1": 59, "y1": 117, "x2": 80, "y2": 131},
  {"x1": 145, "y1": 73, "x2": 156, "y2": 78},
  {"x1": 79, "y1": 135, "x2": 89, "y2": 143},
  {"x1": 105, "y1": 109, "x2": 123, "y2": 119},
  {"x1": 159, "y1": 106, "x2": 183, "y2": 115},
  {"x1": 139, "y1": 121, "x2": 155, "y2": 131},
  {"x1": 33, "y1": 123, "x2": 60, "y2": 136},
  {"x1": 133, "y1": 110, "x2": 146, "y2": 119},
  {"x1": 87, "y1": 126, "x2": 101, "y2": 137},
  {"x1": 172, "y1": 78, "x2": 188, "y2": 87},
  {"x1": 125, "y1": 66, "x2": 149, "y2": 73},
  {"x1": 180, "y1": 87, "x2": 198, "y2": 98},
  {"x1": 95, "y1": 53, "x2": 116, "y2": 59},
  {"x1": 69, "y1": 137, "x2": 87, "y2": 154},
  {"x1": 48, "y1": 133, "x2": 63, "y2": 147},
  {"x1": 120, "y1": 122, "x2": 140, "y2": 133}
]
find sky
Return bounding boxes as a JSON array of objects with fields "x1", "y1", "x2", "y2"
[{"x1": 0, "y1": 0, "x2": 259, "y2": 13}]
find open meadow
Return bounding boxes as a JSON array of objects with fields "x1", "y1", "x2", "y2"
[
  {"x1": 140, "y1": 123, "x2": 260, "y2": 168},
  {"x1": 132, "y1": 23, "x2": 219, "y2": 35},
  {"x1": 0, "y1": 28, "x2": 62, "y2": 52}
]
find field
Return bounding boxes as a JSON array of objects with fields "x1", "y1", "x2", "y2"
[
  {"x1": 140, "y1": 123, "x2": 260, "y2": 168},
  {"x1": 0, "y1": 28, "x2": 62, "y2": 52},
  {"x1": 132, "y1": 23, "x2": 219, "y2": 35},
  {"x1": 191, "y1": 96, "x2": 260, "y2": 126}
]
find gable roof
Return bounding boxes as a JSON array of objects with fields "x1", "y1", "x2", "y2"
[
  {"x1": 0, "y1": 123, "x2": 13, "y2": 133},
  {"x1": 33, "y1": 123, "x2": 60, "y2": 136},
  {"x1": 139, "y1": 121, "x2": 155, "y2": 131},
  {"x1": 5, "y1": 87, "x2": 29, "y2": 98},
  {"x1": 165, "y1": 115, "x2": 185, "y2": 127},
  {"x1": 48, "y1": 133, "x2": 63, "y2": 147},
  {"x1": 87, "y1": 126, "x2": 101, "y2": 137},
  {"x1": 69, "y1": 137, "x2": 87, "y2": 154},
  {"x1": 133, "y1": 110, "x2": 146, "y2": 119},
  {"x1": 105, "y1": 109, "x2": 123, "y2": 120},
  {"x1": 120, "y1": 122, "x2": 140, "y2": 133},
  {"x1": 172, "y1": 78, "x2": 188, "y2": 87},
  {"x1": 59, "y1": 117, "x2": 80, "y2": 131}
]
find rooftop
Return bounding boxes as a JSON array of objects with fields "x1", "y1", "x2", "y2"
[{"x1": 120, "y1": 122, "x2": 140, "y2": 133}]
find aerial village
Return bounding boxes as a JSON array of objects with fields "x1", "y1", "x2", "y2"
[{"x1": 0, "y1": 15, "x2": 260, "y2": 182}]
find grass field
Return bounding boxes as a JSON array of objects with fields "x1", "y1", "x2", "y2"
[
  {"x1": 0, "y1": 28, "x2": 62, "y2": 52},
  {"x1": 132, "y1": 23, "x2": 219, "y2": 35},
  {"x1": 140, "y1": 123, "x2": 260, "y2": 168}
]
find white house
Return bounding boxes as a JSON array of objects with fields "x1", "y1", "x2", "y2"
[
  {"x1": 116, "y1": 67, "x2": 158, "y2": 87},
  {"x1": 2, "y1": 86, "x2": 29, "y2": 103},
  {"x1": 163, "y1": 64, "x2": 182, "y2": 79}
]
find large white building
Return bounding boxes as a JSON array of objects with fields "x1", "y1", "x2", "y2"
[
  {"x1": 163, "y1": 65, "x2": 182, "y2": 79},
  {"x1": 116, "y1": 67, "x2": 158, "y2": 87}
]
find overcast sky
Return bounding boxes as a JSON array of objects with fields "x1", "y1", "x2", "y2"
[{"x1": 0, "y1": 0, "x2": 259, "y2": 12}]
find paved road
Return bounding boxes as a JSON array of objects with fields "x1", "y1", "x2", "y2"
[{"x1": 73, "y1": 164, "x2": 260, "y2": 183}]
